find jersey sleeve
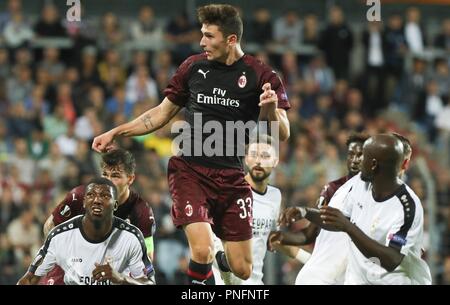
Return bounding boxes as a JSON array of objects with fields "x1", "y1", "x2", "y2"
[
  {"x1": 272, "y1": 189, "x2": 282, "y2": 231},
  {"x1": 52, "y1": 186, "x2": 85, "y2": 225},
  {"x1": 340, "y1": 187, "x2": 357, "y2": 218},
  {"x1": 130, "y1": 201, "x2": 156, "y2": 238},
  {"x1": 29, "y1": 235, "x2": 57, "y2": 277},
  {"x1": 164, "y1": 55, "x2": 197, "y2": 107},
  {"x1": 318, "y1": 183, "x2": 333, "y2": 207},
  {"x1": 259, "y1": 66, "x2": 290, "y2": 110},
  {"x1": 385, "y1": 198, "x2": 423, "y2": 256},
  {"x1": 127, "y1": 230, "x2": 155, "y2": 280}
]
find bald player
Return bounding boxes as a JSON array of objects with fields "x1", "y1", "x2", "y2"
[{"x1": 318, "y1": 134, "x2": 431, "y2": 284}]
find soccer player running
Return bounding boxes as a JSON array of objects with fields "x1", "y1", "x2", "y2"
[
  {"x1": 271, "y1": 133, "x2": 368, "y2": 284},
  {"x1": 41, "y1": 149, "x2": 155, "y2": 285},
  {"x1": 92, "y1": 4, "x2": 290, "y2": 285},
  {"x1": 18, "y1": 178, "x2": 156, "y2": 285},
  {"x1": 295, "y1": 134, "x2": 431, "y2": 284}
]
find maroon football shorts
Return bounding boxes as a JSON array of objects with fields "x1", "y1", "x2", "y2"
[
  {"x1": 38, "y1": 265, "x2": 65, "y2": 285},
  {"x1": 168, "y1": 156, "x2": 253, "y2": 241}
]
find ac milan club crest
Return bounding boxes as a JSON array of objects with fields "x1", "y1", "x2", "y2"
[
  {"x1": 238, "y1": 73, "x2": 247, "y2": 88},
  {"x1": 185, "y1": 203, "x2": 193, "y2": 217}
]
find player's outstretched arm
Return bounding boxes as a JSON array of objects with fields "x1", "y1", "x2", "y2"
[
  {"x1": 320, "y1": 206, "x2": 404, "y2": 272},
  {"x1": 92, "y1": 97, "x2": 181, "y2": 153},
  {"x1": 258, "y1": 83, "x2": 290, "y2": 141},
  {"x1": 17, "y1": 272, "x2": 42, "y2": 285}
]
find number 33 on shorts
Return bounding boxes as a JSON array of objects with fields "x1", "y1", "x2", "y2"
[{"x1": 237, "y1": 197, "x2": 252, "y2": 219}]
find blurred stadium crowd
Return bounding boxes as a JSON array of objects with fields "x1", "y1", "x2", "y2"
[{"x1": 0, "y1": 0, "x2": 449, "y2": 284}]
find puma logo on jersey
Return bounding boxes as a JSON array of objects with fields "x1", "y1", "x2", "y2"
[{"x1": 198, "y1": 69, "x2": 210, "y2": 79}]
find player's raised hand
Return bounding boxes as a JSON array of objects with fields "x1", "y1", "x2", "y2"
[
  {"x1": 279, "y1": 207, "x2": 304, "y2": 227},
  {"x1": 267, "y1": 231, "x2": 283, "y2": 252},
  {"x1": 92, "y1": 131, "x2": 116, "y2": 153},
  {"x1": 259, "y1": 82, "x2": 278, "y2": 107},
  {"x1": 319, "y1": 206, "x2": 351, "y2": 232}
]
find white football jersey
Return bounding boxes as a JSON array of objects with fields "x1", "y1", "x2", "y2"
[
  {"x1": 296, "y1": 174, "x2": 361, "y2": 285},
  {"x1": 342, "y1": 179, "x2": 431, "y2": 285},
  {"x1": 30, "y1": 216, "x2": 154, "y2": 285},
  {"x1": 242, "y1": 185, "x2": 281, "y2": 285}
]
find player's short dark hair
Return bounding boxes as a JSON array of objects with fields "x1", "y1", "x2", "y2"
[
  {"x1": 101, "y1": 148, "x2": 136, "y2": 175},
  {"x1": 346, "y1": 133, "x2": 369, "y2": 147},
  {"x1": 197, "y1": 4, "x2": 243, "y2": 42},
  {"x1": 391, "y1": 132, "x2": 412, "y2": 158},
  {"x1": 87, "y1": 177, "x2": 118, "y2": 199}
]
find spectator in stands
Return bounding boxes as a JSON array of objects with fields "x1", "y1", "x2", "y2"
[
  {"x1": 130, "y1": 5, "x2": 163, "y2": 46},
  {"x1": 383, "y1": 13, "x2": 407, "y2": 102},
  {"x1": 362, "y1": 21, "x2": 386, "y2": 115},
  {"x1": 246, "y1": 8, "x2": 273, "y2": 47},
  {"x1": 33, "y1": 4, "x2": 66, "y2": 37},
  {"x1": 97, "y1": 12, "x2": 124, "y2": 50},
  {"x1": 2, "y1": 12, "x2": 33, "y2": 48},
  {"x1": 319, "y1": 6, "x2": 353, "y2": 80},
  {"x1": 431, "y1": 58, "x2": 450, "y2": 96},
  {"x1": 414, "y1": 79, "x2": 444, "y2": 141},
  {"x1": 106, "y1": 86, "x2": 134, "y2": 120},
  {"x1": 303, "y1": 13, "x2": 319, "y2": 47},
  {"x1": 273, "y1": 9, "x2": 302, "y2": 49},
  {"x1": 6, "y1": 65, "x2": 33, "y2": 105},
  {"x1": 303, "y1": 53, "x2": 335, "y2": 94},
  {"x1": 38, "y1": 48, "x2": 65, "y2": 83},
  {"x1": 125, "y1": 66, "x2": 158, "y2": 105},
  {"x1": 397, "y1": 56, "x2": 427, "y2": 114},
  {"x1": 404, "y1": 7, "x2": 426, "y2": 55},
  {"x1": 6, "y1": 206, "x2": 41, "y2": 262},
  {"x1": 164, "y1": 12, "x2": 199, "y2": 65},
  {"x1": 434, "y1": 18, "x2": 450, "y2": 52},
  {"x1": 0, "y1": 0, "x2": 22, "y2": 33},
  {"x1": 0, "y1": 48, "x2": 10, "y2": 80}
]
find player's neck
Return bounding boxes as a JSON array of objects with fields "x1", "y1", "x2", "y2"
[
  {"x1": 118, "y1": 188, "x2": 130, "y2": 205},
  {"x1": 223, "y1": 45, "x2": 244, "y2": 65},
  {"x1": 245, "y1": 174, "x2": 268, "y2": 194},
  {"x1": 372, "y1": 176, "x2": 402, "y2": 201},
  {"x1": 82, "y1": 216, "x2": 113, "y2": 242}
]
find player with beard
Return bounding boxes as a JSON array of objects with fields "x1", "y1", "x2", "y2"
[{"x1": 214, "y1": 134, "x2": 282, "y2": 284}]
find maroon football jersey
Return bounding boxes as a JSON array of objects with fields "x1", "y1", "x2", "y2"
[
  {"x1": 318, "y1": 175, "x2": 351, "y2": 206},
  {"x1": 52, "y1": 185, "x2": 155, "y2": 237},
  {"x1": 164, "y1": 53, "x2": 290, "y2": 169}
]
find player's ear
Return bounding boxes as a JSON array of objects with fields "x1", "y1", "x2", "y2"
[
  {"x1": 127, "y1": 174, "x2": 135, "y2": 186},
  {"x1": 227, "y1": 34, "x2": 237, "y2": 45},
  {"x1": 371, "y1": 159, "x2": 378, "y2": 172},
  {"x1": 113, "y1": 200, "x2": 118, "y2": 211}
]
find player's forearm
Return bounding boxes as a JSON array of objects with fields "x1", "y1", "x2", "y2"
[
  {"x1": 275, "y1": 244, "x2": 300, "y2": 259},
  {"x1": 345, "y1": 223, "x2": 404, "y2": 272},
  {"x1": 113, "y1": 106, "x2": 168, "y2": 137},
  {"x1": 118, "y1": 275, "x2": 155, "y2": 285},
  {"x1": 279, "y1": 231, "x2": 308, "y2": 246},
  {"x1": 304, "y1": 208, "x2": 342, "y2": 232},
  {"x1": 17, "y1": 272, "x2": 40, "y2": 285},
  {"x1": 262, "y1": 109, "x2": 290, "y2": 141}
]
